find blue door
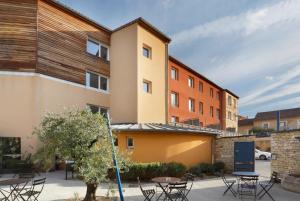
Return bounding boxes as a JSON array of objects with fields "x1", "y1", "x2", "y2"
[{"x1": 234, "y1": 141, "x2": 255, "y2": 172}]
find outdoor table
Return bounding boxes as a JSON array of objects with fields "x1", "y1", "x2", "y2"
[
  {"x1": 152, "y1": 177, "x2": 181, "y2": 201},
  {"x1": 233, "y1": 172, "x2": 259, "y2": 200},
  {"x1": 0, "y1": 178, "x2": 30, "y2": 201}
]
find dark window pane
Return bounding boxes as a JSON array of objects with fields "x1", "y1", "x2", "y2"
[
  {"x1": 127, "y1": 138, "x2": 133, "y2": 147},
  {"x1": 100, "y1": 108, "x2": 108, "y2": 117},
  {"x1": 89, "y1": 72, "x2": 99, "y2": 89},
  {"x1": 89, "y1": 105, "x2": 99, "y2": 114},
  {"x1": 87, "y1": 39, "x2": 99, "y2": 56},
  {"x1": 143, "y1": 82, "x2": 149, "y2": 93},
  {"x1": 100, "y1": 46, "x2": 108, "y2": 60},
  {"x1": 100, "y1": 76, "x2": 108, "y2": 91},
  {"x1": 143, "y1": 47, "x2": 150, "y2": 58}
]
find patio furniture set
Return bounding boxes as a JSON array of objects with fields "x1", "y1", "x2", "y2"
[
  {"x1": 138, "y1": 173, "x2": 194, "y2": 201},
  {"x1": 221, "y1": 171, "x2": 280, "y2": 201},
  {"x1": 0, "y1": 173, "x2": 46, "y2": 201}
]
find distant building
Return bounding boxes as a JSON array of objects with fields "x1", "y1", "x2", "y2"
[{"x1": 239, "y1": 107, "x2": 300, "y2": 134}]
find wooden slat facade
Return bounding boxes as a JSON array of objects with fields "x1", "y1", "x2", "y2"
[
  {"x1": 37, "y1": 0, "x2": 110, "y2": 84},
  {"x1": 0, "y1": 0, "x2": 37, "y2": 70},
  {"x1": 0, "y1": 0, "x2": 111, "y2": 85}
]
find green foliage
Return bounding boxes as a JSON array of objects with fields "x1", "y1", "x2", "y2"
[
  {"x1": 112, "y1": 162, "x2": 186, "y2": 181},
  {"x1": 189, "y1": 161, "x2": 226, "y2": 176},
  {"x1": 33, "y1": 108, "x2": 128, "y2": 185},
  {"x1": 212, "y1": 161, "x2": 225, "y2": 173}
]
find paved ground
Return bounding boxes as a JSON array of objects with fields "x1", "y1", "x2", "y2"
[{"x1": 1, "y1": 161, "x2": 299, "y2": 200}]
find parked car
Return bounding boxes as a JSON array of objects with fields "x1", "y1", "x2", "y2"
[{"x1": 255, "y1": 149, "x2": 271, "y2": 160}]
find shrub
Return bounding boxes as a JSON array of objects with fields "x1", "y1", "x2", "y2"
[
  {"x1": 189, "y1": 163, "x2": 213, "y2": 176},
  {"x1": 212, "y1": 161, "x2": 225, "y2": 173},
  {"x1": 114, "y1": 162, "x2": 186, "y2": 181}
]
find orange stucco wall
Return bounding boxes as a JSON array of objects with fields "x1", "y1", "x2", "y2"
[
  {"x1": 168, "y1": 59, "x2": 222, "y2": 127},
  {"x1": 116, "y1": 131, "x2": 214, "y2": 167}
]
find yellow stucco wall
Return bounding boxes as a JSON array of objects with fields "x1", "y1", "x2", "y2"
[
  {"x1": 116, "y1": 131, "x2": 214, "y2": 167},
  {"x1": 137, "y1": 26, "x2": 167, "y2": 124},
  {"x1": 0, "y1": 73, "x2": 110, "y2": 156},
  {"x1": 110, "y1": 23, "x2": 167, "y2": 124}
]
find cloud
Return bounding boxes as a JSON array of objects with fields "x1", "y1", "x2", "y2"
[
  {"x1": 171, "y1": 0, "x2": 300, "y2": 45},
  {"x1": 239, "y1": 65, "x2": 300, "y2": 106},
  {"x1": 265, "y1": 76, "x2": 274, "y2": 81}
]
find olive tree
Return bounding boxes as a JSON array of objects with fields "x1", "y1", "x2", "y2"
[{"x1": 33, "y1": 108, "x2": 126, "y2": 201}]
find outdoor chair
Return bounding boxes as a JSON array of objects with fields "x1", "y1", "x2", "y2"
[
  {"x1": 180, "y1": 173, "x2": 195, "y2": 201},
  {"x1": 137, "y1": 177, "x2": 156, "y2": 201},
  {"x1": 239, "y1": 176, "x2": 258, "y2": 200},
  {"x1": 257, "y1": 171, "x2": 279, "y2": 201},
  {"x1": 220, "y1": 173, "x2": 237, "y2": 197},
  {"x1": 168, "y1": 181, "x2": 188, "y2": 201},
  {"x1": 19, "y1": 177, "x2": 46, "y2": 201}
]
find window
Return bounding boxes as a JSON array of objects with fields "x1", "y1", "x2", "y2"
[
  {"x1": 228, "y1": 111, "x2": 232, "y2": 120},
  {"x1": 262, "y1": 122, "x2": 269, "y2": 129},
  {"x1": 143, "y1": 80, "x2": 152, "y2": 93},
  {"x1": 199, "y1": 102, "x2": 203, "y2": 114},
  {"x1": 87, "y1": 38, "x2": 109, "y2": 61},
  {"x1": 171, "y1": 68, "x2": 178, "y2": 80},
  {"x1": 210, "y1": 88, "x2": 214, "y2": 98},
  {"x1": 233, "y1": 99, "x2": 237, "y2": 108},
  {"x1": 127, "y1": 137, "x2": 134, "y2": 149},
  {"x1": 87, "y1": 104, "x2": 109, "y2": 117},
  {"x1": 86, "y1": 72, "x2": 109, "y2": 92},
  {"x1": 188, "y1": 98, "x2": 195, "y2": 112},
  {"x1": 143, "y1": 45, "x2": 151, "y2": 58},
  {"x1": 199, "y1": 82, "x2": 203, "y2": 92},
  {"x1": 216, "y1": 109, "x2": 220, "y2": 120},
  {"x1": 228, "y1": 96, "x2": 232, "y2": 106},
  {"x1": 171, "y1": 116, "x2": 179, "y2": 123},
  {"x1": 188, "y1": 77, "x2": 194, "y2": 88},
  {"x1": 171, "y1": 92, "x2": 179, "y2": 107},
  {"x1": 280, "y1": 121, "x2": 287, "y2": 130},
  {"x1": 210, "y1": 106, "x2": 214, "y2": 117},
  {"x1": 216, "y1": 92, "x2": 221, "y2": 100}
]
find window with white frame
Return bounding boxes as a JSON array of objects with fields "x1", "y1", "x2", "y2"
[
  {"x1": 188, "y1": 98, "x2": 195, "y2": 112},
  {"x1": 171, "y1": 92, "x2": 179, "y2": 107},
  {"x1": 171, "y1": 116, "x2": 179, "y2": 123},
  {"x1": 262, "y1": 122, "x2": 269, "y2": 130},
  {"x1": 171, "y1": 68, "x2": 178, "y2": 80},
  {"x1": 86, "y1": 38, "x2": 109, "y2": 61},
  {"x1": 280, "y1": 121, "x2": 287, "y2": 129},
  {"x1": 86, "y1": 72, "x2": 109, "y2": 92},
  {"x1": 87, "y1": 104, "x2": 109, "y2": 117},
  {"x1": 188, "y1": 77, "x2": 194, "y2": 88},
  {"x1": 127, "y1": 137, "x2": 134, "y2": 149}
]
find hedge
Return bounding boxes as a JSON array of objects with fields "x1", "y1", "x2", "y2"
[{"x1": 188, "y1": 161, "x2": 225, "y2": 176}]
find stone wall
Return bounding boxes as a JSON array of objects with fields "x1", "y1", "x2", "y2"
[
  {"x1": 255, "y1": 137, "x2": 271, "y2": 151},
  {"x1": 271, "y1": 131, "x2": 300, "y2": 177},
  {"x1": 215, "y1": 135, "x2": 255, "y2": 172}
]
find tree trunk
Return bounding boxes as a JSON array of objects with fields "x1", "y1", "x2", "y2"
[{"x1": 83, "y1": 183, "x2": 98, "y2": 201}]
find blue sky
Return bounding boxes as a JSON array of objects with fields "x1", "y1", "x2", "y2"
[{"x1": 59, "y1": 0, "x2": 300, "y2": 118}]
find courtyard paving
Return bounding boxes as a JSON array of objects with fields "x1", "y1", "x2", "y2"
[{"x1": 0, "y1": 161, "x2": 299, "y2": 201}]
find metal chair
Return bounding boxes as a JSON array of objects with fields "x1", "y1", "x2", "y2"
[
  {"x1": 180, "y1": 173, "x2": 195, "y2": 201},
  {"x1": 168, "y1": 181, "x2": 188, "y2": 201},
  {"x1": 19, "y1": 178, "x2": 46, "y2": 201},
  {"x1": 257, "y1": 171, "x2": 279, "y2": 201},
  {"x1": 239, "y1": 176, "x2": 258, "y2": 200},
  {"x1": 220, "y1": 174, "x2": 237, "y2": 197},
  {"x1": 137, "y1": 177, "x2": 156, "y2": 201}
]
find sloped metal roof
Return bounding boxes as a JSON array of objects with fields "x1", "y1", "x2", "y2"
[{"x1": 111, "y1": 123, "x2": 223, "y2": 135}]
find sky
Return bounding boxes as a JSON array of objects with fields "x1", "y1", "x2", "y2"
[{"x1": 59, "y1": 0, "x2": 300, "y2": 118}]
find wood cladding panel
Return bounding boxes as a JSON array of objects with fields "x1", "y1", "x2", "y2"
[
  {"x1": 37, "y1": 0, "x2": 110, "y2": 85},
  {"x1": 0, "y1": 0, "x2": 37, "y2": 70}
]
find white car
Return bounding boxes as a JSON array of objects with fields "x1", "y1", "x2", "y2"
[{"x1": 255, "y1": 149, "x2": 271, "y2": 160}]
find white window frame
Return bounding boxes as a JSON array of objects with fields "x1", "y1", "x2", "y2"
[
  {"x1": 171, "y1": 92, "x2": 179, "y2": 107},
  {"x1": 262, "y1": 122, "x2": 269, "y2": 130},
  {"x1": 87, "y1": 38, "x2": 110, "y2": 61},
  {"x1": 127, "y1": 137, "x2": 134, "y2": 149},
  {"x1": 280, "y1": 120, "x2": 288, "y2": 129},
  {"x1": 171, "y1": 116, "x2": 178, "y2": 123},
  {"x1": 86, "y1": 104, "x2": 109, "y2": 116},
  {"x1": 188, "y1": 77, "x2": 194, "y2": 88},
  {"x1": 188, "y1": 98, "x2": 195, "y2": 112},
  {"x1": 171, "y1": 67, "x2": 178, "y2": 80},
  {"x1": 85, "y1": 71, "x2": 109, "y2": 93}
]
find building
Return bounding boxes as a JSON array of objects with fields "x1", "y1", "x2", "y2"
[
  {"x1": 239, "y1": 107, "x2": 300, "y2": 134},
  {"x1": 168, "y1": 56, "x2": 239, "y2": 131},
  {"x1": 0, "y1": 0, "x2": 238, "y2": 167}
]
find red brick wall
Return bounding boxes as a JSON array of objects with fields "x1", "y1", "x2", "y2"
[{"x1": 168, "y1": 58, "x2": 223, "y2": 128}]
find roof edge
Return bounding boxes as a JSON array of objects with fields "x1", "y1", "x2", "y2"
[{"x1": 113, "y1": 17, "x2": 171, "y2": 43}]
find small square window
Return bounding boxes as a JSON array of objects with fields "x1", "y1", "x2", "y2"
[
  {"x1": 171, "y1": 68, "x2": 178, "y2": 80},
  {"x1": 262, "y1": 122, "x2": 269, "y2": 129},
  {"x1": 89, "y1": 105, "x2": 100, "y2": 114},
  {"x1": 87, "y1": 104, "x2": 109, "y2": 117},
  {"x1": 143, "y1": 80, "x2": 152, "y2": 93},
  {"x1": 143, "y1": 45, "x2": 151, "y2": 58},
  {"x1": 127, "y1": 137, "x2": 134, "y2": 149}
]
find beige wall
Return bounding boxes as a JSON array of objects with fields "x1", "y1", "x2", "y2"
[
  {"x1": 0, "y1": 73, "x2": 110, "y2": 156},
  {"x1": 239, "y1": 125, "x2": 253, "y2": 134},
  {"x1": 110, "y1": 23, "x2": 167, "y2": 124},
  {"x1": 254, "y1": 117, "x2": 300, "y2": 130},
  {"x1": 222, "y1": 91, "x2": 238, "y2": 131},
  {"x1": 137, "y1": 25, "x2": 167, "y2": 123}
]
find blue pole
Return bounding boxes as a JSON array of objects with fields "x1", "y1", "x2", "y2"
[
  {"x1": 106, "y1": 113, "x2": 124, "y2": 201},
  {"x1": 276, "y1": 111, "x2": 280, "y2": 132}
]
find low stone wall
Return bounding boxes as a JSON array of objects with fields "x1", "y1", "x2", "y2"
[
  {"x1": 271, "y1": 131, "x2": 300, "y2": 177},
  {"x1": 215, "y1": 135, "x2": 255, "y2": 172},
  {"x1": 255, "y1": 137, "x2": 271, "y2": 151}
]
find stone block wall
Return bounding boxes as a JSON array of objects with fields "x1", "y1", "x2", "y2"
[
  {"x1": 271, "y1": 131, "x2": 300, "y2": 177},
  {"x1": 215, "y1": 135, "x2": 255, "y2": 172}
]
